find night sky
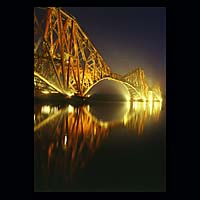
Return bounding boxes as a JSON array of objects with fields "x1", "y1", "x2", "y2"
[{"x1": 63, "y1": 7, "x2": 166, "y2": 95}]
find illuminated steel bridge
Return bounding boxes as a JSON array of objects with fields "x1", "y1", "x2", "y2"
[{"x1": 34, "y1": 7, "x2": 162, "y2": 101}]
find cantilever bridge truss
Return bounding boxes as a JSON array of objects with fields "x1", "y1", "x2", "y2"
[{"x1": 34, "y1": 7, "x2": 162, "y2": 101}]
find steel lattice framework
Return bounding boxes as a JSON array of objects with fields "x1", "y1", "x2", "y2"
[{"x1": 34, "y1": 7, "x2": 162, "y2": 101}]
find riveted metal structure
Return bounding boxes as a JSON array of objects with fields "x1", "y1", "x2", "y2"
[
  {"x1": 34, "y1": 7, "x2": 111, "y2": 97},
  {"x1": 34, "y1": 7, "x2": 162, "y2": 101}
]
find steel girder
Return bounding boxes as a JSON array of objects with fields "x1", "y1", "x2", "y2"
[{"x1": 34, "y1": 7, "x2": 111, "y2": 96}]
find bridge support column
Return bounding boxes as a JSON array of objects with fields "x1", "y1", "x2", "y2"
[{"x1": 127, "y1": 87, "x2": 139, "y2": 101}]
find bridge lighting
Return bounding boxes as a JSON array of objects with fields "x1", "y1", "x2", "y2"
[
  {"x1": 50, "y1": 91, "x2": 59, "y2": 93},
  {"x1": 148, "y1": 91, "x2": 153, "y2": 116},
  {"x1": 142, "y1": 96, "x2": 146, "y2": 102},
  {"x1": 155, "y1": 101, "x2": 162, "y2": 111},
  {"x1": 123, "y1": 115, "x2": 128, "y2": 125},
  {"x1": 67, "y1": 93, "x2": 73, "y2": 97},
  {"x1": 63, "y1": 135, "x2": 68, "y2": 147},
  {"x1": 125, "y1": 94, "x2": 130, "y2": 101},
  {"x1": 143, "y1": 101, "x2": 146, "y2": 110},
  {"x1": 154, "y1": 102, "x2": 162, "y2": 112},
  {"x1": 133, "y1": 97, "x2": 141, "y2": 101},
  {"x1": 52, "y1": 107, "x2": 58, "y2": 113},
  {"x1": 148, "y1": 91, "x2": 153, "y2": 102},
  {"x1": 41, "y1": 105, "x2": 51, "y2": 114},
  {"x1": 99, "y1": 121, "x2": 108, "y2": 128},
  {"x1": 125, "y1": 101, "x2": 131, "y2": 111},
  {"x1": 149, "y1": 101, "x2": 153, "y2": 116},
  {"x1": 159, "y1": 101, "x2": 162, "y2": 110},
  {"x1": 133, "y1": 101, "x2": 139, "y2": 110},
  {"x1": 103, "y1": 122, "x2": 108, "y2": 128},
  {"x1": 42, "y1": 90, "x2": 50, "y2": 94},
  {"x1": 68, "y1": 104, "x2": 74, "y2": 113}
]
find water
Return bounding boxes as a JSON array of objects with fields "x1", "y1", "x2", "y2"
[{"x1": 34, "y1": 100, "x2": 166, "y2": 192}]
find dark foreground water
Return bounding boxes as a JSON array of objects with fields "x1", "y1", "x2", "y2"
[{"x1": 34, "y1": 100, "x2": 166, "y2": 192}]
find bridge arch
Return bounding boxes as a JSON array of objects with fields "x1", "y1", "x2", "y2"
[{"x1": 83, "y1": 77, "x2": 142, "y2": 100}]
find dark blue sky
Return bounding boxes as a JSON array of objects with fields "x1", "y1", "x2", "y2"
[{"x1": 63, "y1": 7, "x2": 166, "y2": 94}]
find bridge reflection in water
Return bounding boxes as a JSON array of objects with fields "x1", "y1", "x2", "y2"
[{"x1": 34, "y1": 101, "x2": 162, "y2": 191}]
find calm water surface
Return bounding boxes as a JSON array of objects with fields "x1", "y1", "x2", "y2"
[{"x1": 34, "y1": 100, "x2": 166, "y2": 192}]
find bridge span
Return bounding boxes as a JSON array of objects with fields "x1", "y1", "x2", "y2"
[{"x1": 34, "y1": 7, "x2": 162, "y2": 101}]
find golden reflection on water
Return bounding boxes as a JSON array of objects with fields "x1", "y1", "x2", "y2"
[
  {"x1": 123, "y1": 101, "x2": 162, "y2": 134},
  {"x1": 34, "y1": 101, "x2": 162, "y2": 189}
]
